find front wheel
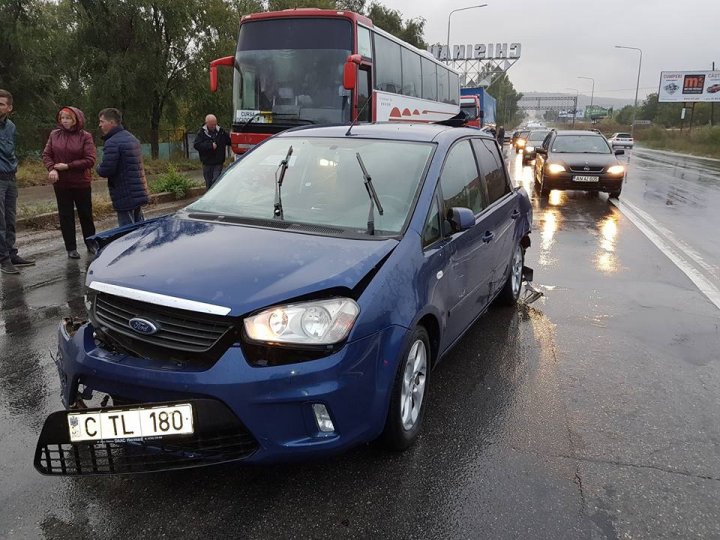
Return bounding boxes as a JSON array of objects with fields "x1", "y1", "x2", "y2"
[
  {"x1": 538, "y1": 175, "x2": 549, "y2": 197},
  {"x1": 495, "y1": 242, "x2": 525, "y2": 306},
  {"x1": 382, "y1": 326, "x2": 431, "y2": 450},
  {"x1": 608, "y1": 190, "x2": 621, "y2": 199}
]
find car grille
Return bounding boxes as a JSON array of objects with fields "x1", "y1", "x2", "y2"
[
  {"x1": 569, "y1": 165, "x2": 604, "y2": 173},
  {"x1": 36, "y1": 432, "x2": 259, "y2": 475},
  {"x1": 92, "y1": 292, "x2": 237, "y2": 366}
]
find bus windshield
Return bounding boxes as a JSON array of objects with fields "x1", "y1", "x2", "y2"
[{"x1": 234, "y1": 18, "x2": 353, "y2": 126}]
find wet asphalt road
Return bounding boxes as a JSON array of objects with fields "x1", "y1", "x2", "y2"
[{"x1": 2, "y1": 147, "x2": 720, "y2": 539}]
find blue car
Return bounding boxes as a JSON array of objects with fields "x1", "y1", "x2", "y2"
[{"x1": 36, "y1": 123, "x2": 533, "y2": 475}]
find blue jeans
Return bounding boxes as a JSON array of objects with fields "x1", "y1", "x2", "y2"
[
  {"x1": 0, "y1": 173, "x2": 18, "y2": 262},
  {"x1": 117, "y1": 207, "x2": 145, "y2": 227}
]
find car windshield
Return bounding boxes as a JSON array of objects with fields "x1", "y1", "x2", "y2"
[
  {"x1": 461, "y1": 103, "x2": 478, "y2": 120},
  {"x1": 186, "y1": 137, "x2": 435, "y2": 236},
  {"x1": 615, "y1": 133, "x2": 631, "y2": 138},
  {"x1": 552, "y1": 135, "x2": 611, "y2": 154},
  {"x1": 528, "y1": 131, "x2": 550, "y2": 143}
]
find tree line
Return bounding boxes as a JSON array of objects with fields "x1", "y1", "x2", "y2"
[
  {"x1": 1, "y1": 0, "x2": 427, "y2": 158},
  {"x1": 614, "y1": 93, "x2": 717, "y2": 128}
]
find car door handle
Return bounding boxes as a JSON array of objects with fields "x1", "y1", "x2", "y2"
[
  {"x1": 482, "y1": 231, "x2": 495, "y2": 243},
  {"x1": 511, "y1": 210, "x2": 520, "y2": 220}
]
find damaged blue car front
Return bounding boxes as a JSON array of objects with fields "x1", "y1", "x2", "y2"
[{"x1": 36, "y1": 123, "x2": 533, "y2": 475}]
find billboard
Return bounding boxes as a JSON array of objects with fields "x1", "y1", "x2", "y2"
[
  {"x1": 585, "y1": 105, "x2": 610, "y2": 120},
  {"x1": 658, "y1": 71, "x2": 720, "y2": 102}
]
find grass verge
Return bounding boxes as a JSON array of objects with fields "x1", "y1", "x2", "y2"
[
  {"x1": 17, "y1": 195, "x2": 116, "y2": 221},
  {"x1": 16, "y1": 158, "x2": 202, "y2": 188},
  {"x1": 634, "y1": 126, "x2": 720, "y2": 159}
]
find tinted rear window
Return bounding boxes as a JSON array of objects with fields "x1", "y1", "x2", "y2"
[{"x1": 237, "y1": 19, "x2": 352, "y2": 50}]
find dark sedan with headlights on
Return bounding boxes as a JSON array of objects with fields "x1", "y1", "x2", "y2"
[{"x1": 534, "y1": 130, "x2": 626, "y2": 199}]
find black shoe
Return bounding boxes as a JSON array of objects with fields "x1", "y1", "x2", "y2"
[
  {"x1": 86, "y1": 243, "x2": 98, "y2": 256},
  {"x1": 11, "y1": 254, "x2": 35, "y2": 267},
  {"x1": 68, "y1": 250, "x2": 81, "y2": 259},
  {"x1": 1, "y1": 260, "x2": 20, "y2": 274}
]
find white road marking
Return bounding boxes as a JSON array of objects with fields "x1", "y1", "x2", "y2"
[{"x1": 610, "y1": 197, "x2": 720, "y2": 311}]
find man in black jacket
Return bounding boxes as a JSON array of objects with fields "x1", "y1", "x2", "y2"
[{"x1": 193, "y1": 114, "x2": 230, "y2": 189}]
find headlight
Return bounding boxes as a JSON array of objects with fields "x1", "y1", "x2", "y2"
[
  {"x1": 517, "y1": 140, "x2": 526, "y2": 147},
  {"x1": 244, "y1": 298, "x2": 360, "y2": 346},
  {"x1": 546, "y1": 163, "x2": 566, "y2": 174},
  {"x1": 607, "y1": 165, "x2": 625, "y2": 175},
  {"x1": 526, "y1": 146, "x2": 535, "y2": 152}
]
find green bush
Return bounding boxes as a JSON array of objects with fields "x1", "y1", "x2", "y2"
[{"x1": 148, "y1": 165, "x2": 200, "y2": 199}]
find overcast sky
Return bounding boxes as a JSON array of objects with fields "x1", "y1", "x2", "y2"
[{"x1": 381, "y1": 0, "x2": 718, "y2": 104}]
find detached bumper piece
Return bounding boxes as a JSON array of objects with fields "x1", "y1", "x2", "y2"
[{"x1": 34, "y1": 399, "x2": 258, "y2": 476}]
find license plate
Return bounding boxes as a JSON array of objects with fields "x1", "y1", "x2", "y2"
[
  {"x1": 67, "y1": 403, "x2": 194, "y2": 442},
  {"x1": 573, "y1": 175, "x2": 600, "y2": 182}
]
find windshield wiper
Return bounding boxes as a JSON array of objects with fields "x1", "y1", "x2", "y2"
[
  {"x1": 273, "y1": 145, "x2": 293, "y2": 220},
  {"x1": 240, "y1": 113, "x2": 264, "y2": 131},
  {"x1": 355, "y1": 152, "x2": 384, "y2": 235},
  {"x1": 270, "y1": 113, "x2": 316, "y2": 125},
  {"x1": 240, "y1": 112, "x2": 315, "y2": 131}
]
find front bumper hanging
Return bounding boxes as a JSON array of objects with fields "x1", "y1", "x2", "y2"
[{"x1": 34, "y1": 399, "x2": 259, "y2": 476}]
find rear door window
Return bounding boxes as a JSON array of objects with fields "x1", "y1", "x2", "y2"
[{"x1": 472, "y1": 139, "x2": 511, "y2": 204}]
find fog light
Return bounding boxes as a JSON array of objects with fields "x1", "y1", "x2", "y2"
[{"x1": 312, "y1": 403, "x2": 335, "y2": 433}]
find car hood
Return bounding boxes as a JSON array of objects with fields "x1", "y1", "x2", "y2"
[
  {"x1": 548, "y1": 152, "x2": 619, "y2": 168},
  {"x1": 86, "y1": 216, "x2": 398, "y2": 316}
]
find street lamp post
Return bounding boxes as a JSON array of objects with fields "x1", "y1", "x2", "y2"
[
  {"x1": 566, "y1": 88, "x2": 579, "y2": 128},
  {"x1": 578, "y1": 76, "x2": 595, "y2": 107},
  {"x1": 615, "y1": 45, "x2": 643, "y2": 137},
  {"x1": 446, "y1": 4, "x2": 488, "y2": 63}
]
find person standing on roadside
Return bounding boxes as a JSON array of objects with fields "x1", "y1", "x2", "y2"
[
  {"x1": 0, "y1": 89, "x2": 35, "y2": 274},
  {"x1": 96, "y1": 108, "x2": 149, "y2": 227},
  {"x1": 193, "y1": 114, "x2": 230, "y2": 189},
  {"x1": 496, "y1": 125, "x2": 505, "y2": 146},
  {"x1": 42, "y1": 107, "x2": 97, "y2": 259}
]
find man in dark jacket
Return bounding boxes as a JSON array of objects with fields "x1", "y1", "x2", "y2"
[
  {"x1": 96, "y1": 108, "x2": 150, "y2": 226},
  {"x1": 0, "y1": 89, "x2": 35, "y2": 274},
  {"x1": 193, "y1": 114, "x2": 230, "y2": 189}
]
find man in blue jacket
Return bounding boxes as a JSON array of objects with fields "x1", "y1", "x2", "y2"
[
  {"x1": 0, "y1": 89, "x2": 35, "y2": 274},
  {"x1": 96, "y1": 108, "x2": 149, "y2": 226}
]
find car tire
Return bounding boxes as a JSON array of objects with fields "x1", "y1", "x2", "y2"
[
  {"x1": 382, "y1": 326, "x2": 431, "y2": 451},
  {"x1": 495, "y1": 242, "x2": 525, "y2": 306},
  {"x1": 609, "y1": 190, "x2": 621, "y2": 199},
  {"x1": 539, "y1": 175, "x2": 550, "y2": 197}
]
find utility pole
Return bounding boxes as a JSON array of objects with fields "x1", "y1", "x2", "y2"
[{"x1": 712, "y1": 61, "x2": 716, "y2": 127}]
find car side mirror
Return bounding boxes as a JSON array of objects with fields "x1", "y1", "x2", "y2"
[
  {"x1": 536, "y1": 148, "x2": 547, "y2": 156},
  {"x1": 448, "y1": 207, "x2": 475, "y2": 233},
  {"x1": 614, "y1": 149, "x2": 625, "y2": 156}
]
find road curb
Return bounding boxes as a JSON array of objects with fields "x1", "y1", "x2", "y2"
[{"x1": 16, "y1": 186, "x2": 206, "y2": 232}]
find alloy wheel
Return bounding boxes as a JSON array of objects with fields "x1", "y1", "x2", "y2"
[{"x1": 400, "y1": 339, "x2": 428, "y2": 430}]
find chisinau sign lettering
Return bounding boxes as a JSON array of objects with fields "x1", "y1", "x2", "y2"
[{"x1": 428, "y1": 43, "x2": 522, "y2": 62}]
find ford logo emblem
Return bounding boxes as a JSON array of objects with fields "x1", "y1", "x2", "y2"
[{"x1": 129, "y1": 317, "x2": 159, "y2": 335}]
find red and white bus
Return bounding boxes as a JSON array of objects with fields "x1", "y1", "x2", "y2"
[{"x1": 210, "y1": 9, "x2": 461, "y2": 154}]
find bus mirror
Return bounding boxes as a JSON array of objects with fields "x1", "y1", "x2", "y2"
[
  {"x1": 210, "y1": 66, "x2": 219, "y2": 93},
  {"x1": 208, "y1": 56, "x2": 235, "y2": 93},
  {"x1": 343, "y1": 62, "x2": 357, "y2": 91}
]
